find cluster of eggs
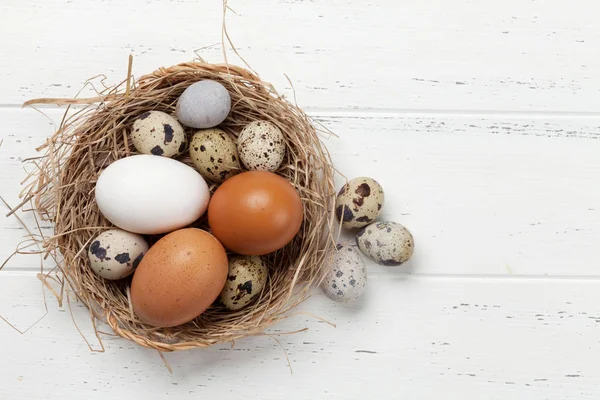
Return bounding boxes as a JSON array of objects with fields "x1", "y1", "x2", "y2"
[
  {"x1": 87, "y1": 80, "x2": 303, "y2": 328},
  {"x1": 320, "y1": 177, "x2": 415, "y2": 303}
]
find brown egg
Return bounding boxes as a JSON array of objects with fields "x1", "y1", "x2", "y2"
[
  {"x1": 130, "y1": 228, "x2": 228, "y2": 328},
  {"x1": 208, "y1": 171, "x2": 304, "y2": 255}
]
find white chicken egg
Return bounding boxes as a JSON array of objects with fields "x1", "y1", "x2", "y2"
[
  {"x1": 88, "y1": 229, "x2": 149, "y2": 280},
  {"x1": 95, "y1": 155, "x2": 210, "y2": 234}
]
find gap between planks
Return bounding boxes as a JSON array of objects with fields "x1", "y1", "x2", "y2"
[
  {"x1": 2, "y1": 103, "x2": 600, "y2": 119},
  {"x1": 6, "y1": 269, "x2": 600, "y2": 282}
]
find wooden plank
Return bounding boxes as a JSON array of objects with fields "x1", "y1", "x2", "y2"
[
  {"x1": 325, "y1": 112, "x2": 600, "y2": 277},
  {"x1": 1, "y1": 271, "x2": 600, "y2": 398},
  {"x1": 3, "y1": 109, "x2": 600, "y2": 276},
  {"x1": 1, "y1": 0, "x2": 599, "y2": 111}
]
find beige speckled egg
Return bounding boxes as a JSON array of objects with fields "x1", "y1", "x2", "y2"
[
  {"x1": 219, "y1": 255, "x2": 268, "y2": 310},
  {"x1": 189, "y1": 128, "x2": 240, "y2": 183},
  {"x1": 131, "y1": 111, "x2": 187, "y2": 158},
  {"x1": 88, "y1": 229, "x2": 149, "y2": 280},
  {"x1": 335, "y1": 177, "x2": 385, "y2": 229},
  {"x1": 356, "y1": 221, "x2": 414, "y2": 266},
  {"x1": 320, "y1": 244, "x2": 367, "y2": 303},
  {"x1": 237, "y1": 121, "x2": 285, "y2": 172}
]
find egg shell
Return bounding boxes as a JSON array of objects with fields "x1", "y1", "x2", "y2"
[
  {"x1": 130, "y1": 228, "x2": 229, "y2": 328},
  {"x1": 237, "y1": 121, "x2": 286, "y2": 172},
  {"x1": 176, "y1": 80, "x2": 231, "y2": 129},
  {"x1": 335, "y1": 177, "x2": 384, "y2": 229},
  {"x1": 219, "y1": 255, "x2": 268, "y2": 310},
  {"x1": 131, "y1": 111, "x2": 187, "y2": 158},
  {"x1": 190, "y1": 128, "x2": 241, "y2": 183},
  {"x1": 95, "y1": 155, "x2": 210, "y2": 235},
  {"x1": 356, "y1": 221, "x2": 414, "y2": 266},
  {"x1": 320, "y1": 244, "x2": 367, "y2": 303},
  {"x1": 88, "y1": 229, "x2": 149, "y2": 280},
  {"x1": 208, "y1": 171, "x2": 304, "y2": 255}
]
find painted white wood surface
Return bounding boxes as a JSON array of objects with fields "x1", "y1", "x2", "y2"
[
  {"x1": 3, "y1": 273, "x2": 600, "y2": 399},
  {"x1": 2, "y1": 0, "x2": 600, "y2": 398},
  {"x1": 1, "y1": 0, "x2": 599, "y2": 111}
]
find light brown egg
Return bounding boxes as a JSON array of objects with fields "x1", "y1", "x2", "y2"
[{"x1": 130, "y1": 228, "x2": 228, "y2": 328}]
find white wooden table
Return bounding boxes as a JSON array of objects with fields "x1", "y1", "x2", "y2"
[{"x1": 2, "y1": 1, "x2": 600, "y2": 398}]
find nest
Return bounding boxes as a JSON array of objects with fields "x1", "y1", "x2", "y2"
[{"x1": 18, "y1": 62, "x2": 336, "y2": 351}]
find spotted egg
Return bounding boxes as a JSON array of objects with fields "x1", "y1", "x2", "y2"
[
  {"x1": 320, "y1": 244, "x2": 367, "y2": 303},
  {"x1": 131, "y1": 111, "x2": 187, "y2": 158},
  {"x1": 189, "y1": 128, "x2": 241, "y2": 183},
  {"x1": 88, "y1": 229, "x2": 149, "y2": 280},
  {"x1": 335, "y1": 177, "x2": 384, "y2": 229},
  {"x1": 219, "y1": 255, "x2": 268, "y2": 310},
  {"x1": 356, "y1": 221, "x2": 414, "y2": 266},
  {"x1": 237, "y1": 121, "x2": 285, "y2": 172}
]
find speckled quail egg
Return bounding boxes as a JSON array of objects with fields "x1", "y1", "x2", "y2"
[
  {"x1": 320, "y1": 244, "x2": 367, "y2": 303},
  {"x1": 219, "y1": 255, "x2": 268, "y2": 310},
  {"x1": 237, "y1": 121, "x2": 285, "y2": 172},
  {"x1": 88, "y1": 229, "x2": 149, "y2": 280},
  {"x1": 189, "y1": 128, "x2": 241, "y2": 183},
  {"x1": 356, "y1": 221, "x2": 414, "y2": 266},
  {"x1": 335, "y1": 177, "x2": 385, "y2": 229},
  {"x1": 131, "y1": 111, "x2": 187, "y2": 157}
]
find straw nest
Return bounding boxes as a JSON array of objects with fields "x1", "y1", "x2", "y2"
[{"x1": 18, "y1": 62, "x2": 337, "y2": 351}]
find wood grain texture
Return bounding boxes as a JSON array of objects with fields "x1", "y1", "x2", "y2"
[
  {"x1": 2, "y1": 272, "x2": 600, "y2": 399},
  {"x1": 0, "y1": 0, "x2": 599, "y2": 111}
]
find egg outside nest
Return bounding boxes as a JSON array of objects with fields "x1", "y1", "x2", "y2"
[
  {"x1": 321, "y1": 244, "x2": 367, "y2": 303},
  {"x1": 356, "y1": 221, "x2": 415, "y2": 266},
  {"x1": 335, "y1": 177, "x2": 385, "y2": 229}
]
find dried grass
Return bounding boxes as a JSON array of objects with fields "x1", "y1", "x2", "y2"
[{"x1": 13, "y1": 62, "x2": 337, "y2": 351}]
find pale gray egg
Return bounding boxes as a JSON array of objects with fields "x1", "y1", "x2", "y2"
[
  {"x1": 176, "y1": 80, "x2": 231, "y2": 129},
  {"x1": 335, "y1": 177, "x2": 385, "y2": 229},
  {"x1": 237, "y1": 120, "x2": 285, "y2": 172},
  {"x1": 131, "y1": 111, "x2": 187, "y2": 158},
  {"x1": 189, "y1": 128, "x2": 241, "y2": 183},
  {"x1": 320, "y1": 244, "x2": 367, "y2": 303},
  {"x1": 88, "y1": 229, "x2": 149, "y2": 280},
  {"x1": 219, "y1": 255, "x2": 268, "y2": 310},
  {"x1": 356, "y1": 221, "x2": 414, "y2": 266}
]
